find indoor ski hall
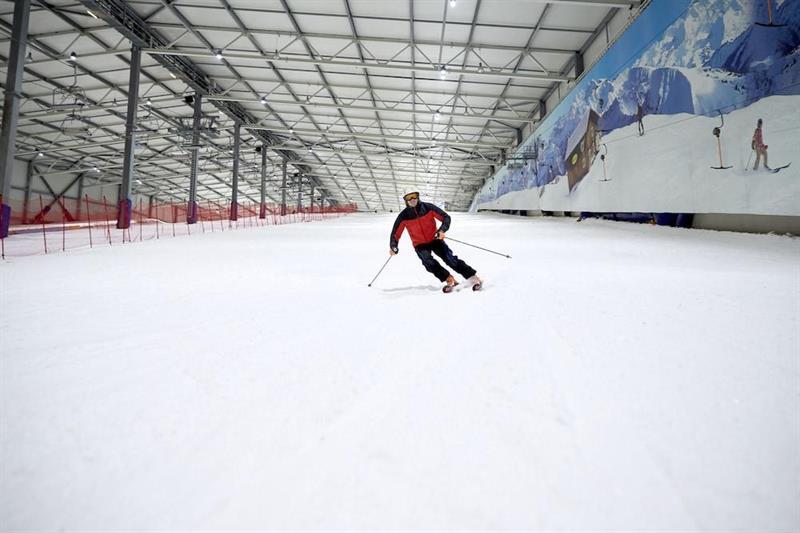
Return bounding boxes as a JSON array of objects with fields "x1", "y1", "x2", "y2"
[{"x1": 1, "y1": 0, "x2": 798, "y2": 530}]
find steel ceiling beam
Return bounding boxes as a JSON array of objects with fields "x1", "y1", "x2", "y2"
[
  {"x1": 143, "y1": 47, "x2": 573, "y2": 83},
  {"x1": 137, "y1": 22, "x2": 580, "y2": 56},
  {"x1": 121, "y1": 2, "x2": 602, "y2": 35},
  {"x1": 16, "y1": 95, "x2": 539, "y2": 125},
  {"x1": 12, "y1": 56, "x2": 554, "y2": 96},
  {"x1": 241, "y1": 124, "x2": 511, "y2": 149}
]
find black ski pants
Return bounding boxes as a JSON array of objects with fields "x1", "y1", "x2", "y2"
[{"x1": 414, "y1": 239, "x2": 476, "y2": 282}]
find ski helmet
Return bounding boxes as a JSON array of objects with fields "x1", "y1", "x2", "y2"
[{"x1": 402, "y1": 191, "x2": 420, "y2": 204}]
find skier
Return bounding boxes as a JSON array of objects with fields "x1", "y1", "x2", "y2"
[
  {"x1": 636, "y1": 101, "x2": 645, "y2": 136},
  {"x1": 752, "y1": 118, "x2": 771, "y2": 171},
  {"x1": 389, "y1": 191, "x2": 482, "y2": 292}
]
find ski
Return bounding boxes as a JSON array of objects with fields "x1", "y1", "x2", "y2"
[
  {"x1": 770, "y1": 163, "x2": 791, "y2": 173},
  {"x1": 442, "y1": 280, "x2": 484, "y2": 293},
  {"x1": 442, "y1": 281, "x2": 459, "y2": 293}
]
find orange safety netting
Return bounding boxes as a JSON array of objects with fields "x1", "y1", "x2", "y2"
[{"x1": 0, "y1": 194, "x2": 357, "y2": 258}]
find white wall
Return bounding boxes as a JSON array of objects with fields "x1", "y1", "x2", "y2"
[
  {"x1": 8, "y1": 156, "x2": 121, "y2": 222},
  {"x1": 6, "y1": 157, "x2": 29, "y2": 202}
]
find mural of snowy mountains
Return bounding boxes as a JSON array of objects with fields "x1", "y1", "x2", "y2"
[
  {"x1": 635, "y1": 0, "x2": 753, "y2": 69},
  {"x1": 477, "y1": 0, "x2": 800, "y2": 208}
]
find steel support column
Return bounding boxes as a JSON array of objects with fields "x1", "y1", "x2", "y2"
[
  {"x1": 280, "y1": 159, "x2": 287, "y2": 216},
  {"x1": 76, "y1": 173, "x2": 85, "y2": 220},
  {"x1": 297, "y1": 174, "x2": 303, "y2": 212},
  {"x1": 230, "y1": 122, "x2": 240, "y2": 221},
  {"x1": 309, "y1": 184, "x2": 315, "y2": 213},
  {"x1": 117, "y1": 44, "x2": 141, "y2": 229},
  {"x1": 259, "y1": 145, "x2": 267, "y2": 218},
  {"x1": 187, "y1": 93, "x2": 202, "y2": 223},
  {"x1": 22, "y1": 162, "x2": 33, "y2": 224},
  {"x1": 0, "y1": 0, "x2": 31, "y2": 238}
]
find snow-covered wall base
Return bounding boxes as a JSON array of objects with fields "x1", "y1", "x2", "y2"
[{"x1": 692, "y1": 213, "x2": 800, "y2": 234}]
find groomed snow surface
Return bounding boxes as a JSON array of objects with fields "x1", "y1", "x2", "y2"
[{"x1": 1, "y1": 213, "x2": 798, "y2": 531}]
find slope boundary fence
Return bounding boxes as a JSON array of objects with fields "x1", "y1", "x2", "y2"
[{"x1": 0, "y1": 196, "x2": 357, "y2": 259}]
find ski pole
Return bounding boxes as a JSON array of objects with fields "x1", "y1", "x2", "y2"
[
  {"x1": 447, "y1": 237, "x2": 512, "y2": 259},
  {"x1": 746, "y1": 148, "x2": 754, "y2": 171},
  {"x1": 367, "y1": 255, "x2": 393, "y2": 287}
]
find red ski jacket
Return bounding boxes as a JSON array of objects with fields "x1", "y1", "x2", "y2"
[
  {"x1": 390, "y1": 202, "x2": 451, "y2": 249},
  {"x1": 753, "y1": 127, "x2": 766, "y2": 150}
]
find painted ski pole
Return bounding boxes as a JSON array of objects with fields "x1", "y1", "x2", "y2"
[
  {"x1": 367, "y1": 255, "x2": 393, "y2": 287},
  {"x1": 446, "y1": 237, "x2": 512, "y2": 259}
]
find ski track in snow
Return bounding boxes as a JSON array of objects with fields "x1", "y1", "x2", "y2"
[{"x1": 1, "y1": 213, "x2": 799, "y2": 530}]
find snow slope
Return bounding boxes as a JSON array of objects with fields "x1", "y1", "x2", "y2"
[{"x1": 1, "y1": 213, "x2": 799, "y2": 530}]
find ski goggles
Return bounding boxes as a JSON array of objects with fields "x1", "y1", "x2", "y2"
[{"x1": 403, "y1": 192, "x2": 420, "y2": 202}]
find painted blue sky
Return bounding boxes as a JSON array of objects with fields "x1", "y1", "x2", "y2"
[{"x1": 592, "y1": 0, "x2": 694, "y2": 80}]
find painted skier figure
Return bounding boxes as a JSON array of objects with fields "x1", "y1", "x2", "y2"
[
  {"x1": 636, "y1": 101, "x2": 645, "y2": 136},
  {"x1": 389, "y1": 192, "x2": 482, "y2": 292},
  {"x1": 752, "y1": 118, "x2": 771, "y2": 171}
]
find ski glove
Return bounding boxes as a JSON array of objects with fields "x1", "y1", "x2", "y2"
[
  {"x1": 390, "y1": 245, "x2": 399, "y2": 255},
  {"x1": 435, "y1": 230, "x2": 446, "y2": 240}
]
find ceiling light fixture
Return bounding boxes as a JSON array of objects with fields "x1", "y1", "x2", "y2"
[
  {"x1": 215, "y1": 50, "x2": 223, "y2": 60},
  {"x1": 450, "y1": 0, "x2": 457, "y2": 7},
  {"x1": 434, "y1": 109, "x2": 441, "y2": 121},
  {"x1": 87, "y1": 10, "x2": 98, "y2": 19},
  {"x1": 68, "y1": 51, "x2": 77, "y2": 62},
  {"x1": 439, "y1": 66, "x2": 447, "y2": 80},
  {"x1": 478, "y1": 62, "x2": 485, "y2": 73}
]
